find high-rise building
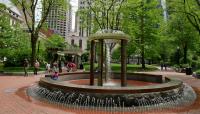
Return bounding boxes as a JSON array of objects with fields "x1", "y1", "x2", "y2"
[
  {"x1": 65, "y1": 0, "x2": 88, "y2": 51},
  {"x1": 46, "y1": 1, "x2": 72, "y2": 38},
  {"x1": 67, "y1": 4, "x2": 72, "y2": 35},
  {"x1": 77, "y1": 0, "x2": 90, "y2": 37}
]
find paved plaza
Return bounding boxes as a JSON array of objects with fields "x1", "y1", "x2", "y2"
[{"x1": 0, "y1": 71, "x2": 200, "y2": 114}]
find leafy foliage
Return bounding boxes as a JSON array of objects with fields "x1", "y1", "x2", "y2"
[
  {"x1": 11, "y1": 0, "x2": 68, "y2": 65},
  {"x1": 0, "y1": 11, "x2": 31, "y2": 66},
  {"x1": 166, "y1": 0, "x2": 199, "y2": 65},
  {"x1": 83, "y1": 63, "x2": 158, "y2": 72},
  {"x1": 122, "y1": 0, "x2": 162, "y2": 68},
  {"x1": 45, "y1": 34, "x2": 65, "y2": 49}
]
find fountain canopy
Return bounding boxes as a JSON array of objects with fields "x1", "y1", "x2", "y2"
[
  {"x1": 88, "y1": 29, "x2": 130, "y2": 41},
  {"x1": 88, "y1": 29, "x2": 130, "y2": 87}
]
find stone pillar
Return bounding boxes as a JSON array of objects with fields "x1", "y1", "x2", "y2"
[
  {"x1": 90, "y1": 40, "x2": 95, "y2": 85},
  {"x1": 104, "y1": 43, "x2": 108, "y2": 82},
  {"x1": 121, "y1": 40, "x2": 127, "y2": 87},
  {"x1": 98, "y1": 39, "x2": 103, "y2": 86},
  {"x1": 78, "y1": 56, "x2": 81, "y2": 69},
  {"x1": 74, "y1": 56, "x2": 78, "y2": 68}
]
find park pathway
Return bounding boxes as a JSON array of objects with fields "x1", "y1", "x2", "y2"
[{"x1": 0, "y1": 75, "x2": 70, "y2": 114}]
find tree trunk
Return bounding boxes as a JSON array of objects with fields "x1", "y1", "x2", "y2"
[
  {"x1": 148, "y1": 59, "x2": 151, "y2": 65},
  {"x1": 90, "y1": 40, "x2": 95, "y2": 85},
  {"x1": 141, "y1": 46, "x2": 145, "y2": 69},
  {"x1": 183, "y1": 45, "x2": 188, "y2": 64},
  {"x1": 121, "y1": 40, "x2": 127, "y2": 87},
  {"x1": 31, "y1": 34, "x2": 38, "y2": 66},
  {"x1": 127, "y1": 56, "x2": 130, "y2": 64},
  {"x1": 140, "y1": 2, "x2": 145, "y2": 69},
  {"x1": 105, "y1": 43, "x2": 108, "y2": 82},
  {"x1": 137, "y1": 56, "x2": 140, "y2": 65}
]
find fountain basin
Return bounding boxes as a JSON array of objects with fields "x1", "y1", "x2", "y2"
[
  {"x1": 26, "y1": 72, "x2": 196, "y2": 109},
  {"x1": 39, "y1": 72, "x2": 182, "y2": 94}
]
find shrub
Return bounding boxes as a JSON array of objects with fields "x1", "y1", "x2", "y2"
[{"x1": 83, "y1": 63, "x2": 158, "y2": 72}]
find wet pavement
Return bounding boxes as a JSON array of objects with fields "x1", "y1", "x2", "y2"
[{"x1": 0, "y1": 71, "x2": 200, "y2": 114}]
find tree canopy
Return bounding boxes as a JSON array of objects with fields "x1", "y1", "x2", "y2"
[{"x1": 11, "y1": 0, "x2": 68, "y2": 65}]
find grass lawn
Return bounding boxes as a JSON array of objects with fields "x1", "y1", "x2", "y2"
[
  {"x1": 83, "y1": 63, "x2": 158, "y2": 72},
  {"x1": 0, "y1": 62, "x2": 3, "y2": 72}
]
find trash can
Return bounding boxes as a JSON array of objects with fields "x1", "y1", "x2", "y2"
[
  {"x1": 186, "y1": 67, "x2": 192, "y2": 75},
  {"x1": 80, "y1": 63, "x2": 84, "y2": 70}
]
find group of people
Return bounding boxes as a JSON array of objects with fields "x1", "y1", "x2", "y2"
[
  {"x1": 23, "y1": 59, "x2": 40, "y2": 76},
  {"x1": 46, "y1": 61, "x2": 77, "y2": 80},
  {"x1": 160, "y1": 63, "x2": 167, "y2": 71},
  {"x1": 23, "y1": 59, "x2": 78, "y2": 80}
]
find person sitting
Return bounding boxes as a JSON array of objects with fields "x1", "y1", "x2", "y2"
[
  {"x1": 52, "y1": 71, "x2": 58, "y2": 80},
  {"x1": 51, "y1": 63, "x2": 59, "y2": 80},
  {"x1": 71, "y1": 63, "x2": 77, "y2": 71},
  {"x1": 80, "y1": 62, "x2": 84, "y2": 70},
  {"x1": 67, "y1": 62, "x2": 77, "y2": 72}
]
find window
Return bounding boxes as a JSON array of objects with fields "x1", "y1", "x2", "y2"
[
  {"x1": 71, "y1": 39, "x2": 74, "y2": 45},
  {"x1": 79, "y1": 40, "x2": 82, "y2": 49}
]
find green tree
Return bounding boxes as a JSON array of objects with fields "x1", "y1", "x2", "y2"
[
  {"x1": 80, "y1": 0, "x2": 126, "y2": 31},
  {"x1": 78, "y1": 0, "x2": 126, "y2": 52},
  {"x1": 126, "y1": 39, "x2": 136, "y2": 64},
  {"x1": 167, "y1": 0, "x2": 200, "y2": 35},
  {"x1": 122, "y1": 0, "x2": 162, "y2": 68},
  {"x1": 46, "y1": 34, "x2": 65, "y2": 49},
  {"x1": 167, "y1": 1, "x2": 199, "y2": 64},
  {"x1": 11, "y1": 0, "x2": 68, "y2": 65},
  {"x1": 44, "y1": 34, "x2": 66, "y2": 62},
  {"x1": 0, "y1": 5, "x2": 31, "y2": 66},
  {"x1": 0, "y1": 3, "x2": 13, "y2": 49},
  {"x1": 183, "y1": 0, "x2": 200, "y2": 34}
]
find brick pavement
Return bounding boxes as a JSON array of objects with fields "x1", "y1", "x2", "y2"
[
  {"x1": 0, "y1": 71, "x2": 199, "y2": 114},
  {"x1": 0, "y1": 75, "x2": 69, "y2": 114}
]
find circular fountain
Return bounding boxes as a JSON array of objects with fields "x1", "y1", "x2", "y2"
[{"x1": 27, "y1": 29, "x2": 196, "y2": 112}]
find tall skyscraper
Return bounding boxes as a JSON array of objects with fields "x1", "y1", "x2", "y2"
[
  {"x1": 67, "y1": 5, "x2": 72, "y2": 35},
  {"x1": 65, "y1": 0, "x2": 88, "y2": 51},
  {"x1": 46, "y1": 1, "x2": 72, "y2": 38}
]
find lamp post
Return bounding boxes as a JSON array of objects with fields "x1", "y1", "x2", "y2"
[
  {"x1": 121, "y1": 40, "x2": 127, "y2": 87},
  {"x1": 177, "y1": 46, "x2": 180, "y2": 66},
  {"x1": 37, "y1": 40, "x2": 40, "y2": 54}
]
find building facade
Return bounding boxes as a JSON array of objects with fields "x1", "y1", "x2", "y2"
[
  {"x1": 65, "y1": 0, "x2": 89, "y2": 51},
  {"x1": 0, "y1": 0, "x2": 23, "y2": 26},
  {"x1": 77, "y1": 0, "x2": 90, "y2": 37}
]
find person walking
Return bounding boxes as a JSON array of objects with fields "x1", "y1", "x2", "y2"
[
  {"x1": 164, "y1": 63, "x2": 167, "y2": 71},
  {"x1": 58, "y1": 59, "x2": 62, "y2": 73},
  {"x1": 23, "y1": 59, "x2": 29, "y2": 76},
  {"x1": 34, "y1": 60, "x2": 40, "y2": 75},
  {"x1": 80, "y1": 62, "x2": 84, "y2": 70}
]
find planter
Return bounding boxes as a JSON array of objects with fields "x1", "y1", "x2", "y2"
[{"x1": 196, "y1": 74, "x2": 200, "y2": 79}]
